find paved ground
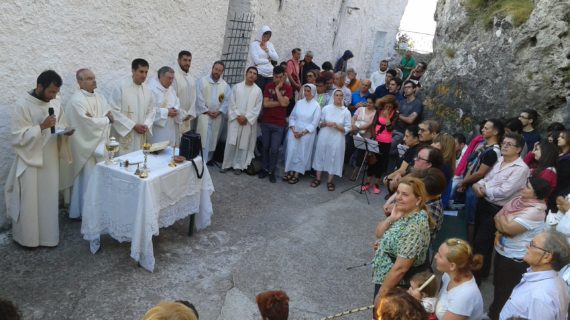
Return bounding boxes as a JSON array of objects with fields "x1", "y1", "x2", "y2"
[{"x1": 0, "y1": 163, "x2": 493, "y2": 319}]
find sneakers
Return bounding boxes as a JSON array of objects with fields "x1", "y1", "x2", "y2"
[
  {"x1": 268, "y1": 172, "x2": 276, "y2": 183},
  {"x1": 361, "y1": 183, "x2": 370, "y2": 191},
  {"x1": 373, "y1": 184, "x2": 380, "y2": 194}
]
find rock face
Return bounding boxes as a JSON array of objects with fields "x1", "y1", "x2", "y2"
[{"x1": 422, "y1": 0, "x2": 570, "y2": 133}]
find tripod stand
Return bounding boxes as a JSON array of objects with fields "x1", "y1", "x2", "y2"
[{"x1": 342, "y1": 135, "x2": 379, "y2": 204}]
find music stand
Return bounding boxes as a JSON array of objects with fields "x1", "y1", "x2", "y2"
[{"x1": 341, "y1": 134, "x2": 380, "y2": 204}]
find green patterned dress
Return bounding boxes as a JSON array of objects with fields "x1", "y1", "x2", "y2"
[{"x1": 372, "y1": 210, "x2": 431, "y2": 284}]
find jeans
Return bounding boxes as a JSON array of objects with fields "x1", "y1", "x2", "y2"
[
  {"x1": 465, "y1": 186, "x2": 478, "y2": 225},
  {"x1": 261, "y1": 123, "x2": 285, "y2": 173}
]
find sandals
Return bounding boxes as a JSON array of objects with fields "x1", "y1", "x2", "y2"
[
  {"x1": 282, "y1": 172, "x2": 294, "y2": 181},
  {"x1": 327, "y1": 182, "x2": 335, "y2": 191},
  {"x1": 288, "y1": 176, "x2": 300, "y2": 184},
  {"x1": 310, "y1": 179, "x2": 321, "y2": 188}
]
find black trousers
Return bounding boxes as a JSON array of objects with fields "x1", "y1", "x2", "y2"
[
  {"x1": 488, "y1": 251, "x2": 528, "y2": 320},
  {"x1": 472, "y1": 198, "x2": 502, "y2": 281}
]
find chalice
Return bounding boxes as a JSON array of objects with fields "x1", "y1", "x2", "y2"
[{"x1": 105, "y1": 137, "x2": 120, "y2": 165}]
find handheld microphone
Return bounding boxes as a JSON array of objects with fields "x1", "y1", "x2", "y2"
[{"x1": 48, "y1": 107, "x2": 55, "y2": 134}]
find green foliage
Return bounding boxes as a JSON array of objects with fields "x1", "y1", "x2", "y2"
[
  {"x1": 465, "y1": 0, "x2": 534, "y2": 29},
  {"x1": 394, "y1": 32, "x2": 414, "y2": 54}
]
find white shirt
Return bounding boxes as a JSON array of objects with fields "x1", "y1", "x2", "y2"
[
  {"x1": 370, "y1": 70, "x2": 387, "y2": 91},
  {"x1": 500, "y1": 269, "x2": 569, "y2": 320},
  {"x1": 435, "y1": 273, "x2": 484, "y2": 320}
]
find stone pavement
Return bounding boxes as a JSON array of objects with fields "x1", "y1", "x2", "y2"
[{"x1": 0, "y1": 165, "x2": 493, "y2": 319}]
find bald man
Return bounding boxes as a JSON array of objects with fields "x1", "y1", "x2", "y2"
[{"x1": 64, "y1": 68, "x2": 114, "y2": 218}]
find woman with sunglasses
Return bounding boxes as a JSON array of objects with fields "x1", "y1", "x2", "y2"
[
  {"x1": 489, "y1": 177, "x2": 551, "y2": 319},
  {"x1": 500, "y1": 230, "x2": 570, "y2": 320},
  {"x1": 434, "y1": 238, "x2": 484, "y2": 320}
]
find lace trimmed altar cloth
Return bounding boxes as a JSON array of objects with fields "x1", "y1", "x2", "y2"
[{"x1": 81, "y1": 148, "x2": 214, "y2": 272}]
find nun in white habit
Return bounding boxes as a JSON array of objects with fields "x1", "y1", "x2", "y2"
[
  {"x1": 311, "y1": 89, "x2": 352, "y2": 191},
  {"x1": 283, "y1": 84, "x2": 321, "y2": 183}
]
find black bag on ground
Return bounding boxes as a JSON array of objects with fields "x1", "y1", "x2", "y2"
[{"x1": 179, "y1": 130, "x2": 204, "y2": 178}]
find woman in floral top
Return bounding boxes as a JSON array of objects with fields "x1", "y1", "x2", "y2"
[{"x1": 372, "y1": 176, "x2": 432, "y2": 302}]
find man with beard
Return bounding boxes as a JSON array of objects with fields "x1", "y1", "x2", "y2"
[
  {"x1": 5, "y1": 70, "x2": 74, "y2": 247},
  {"x1": 370, "y1": 59, "x2": 389, "y2": 92},
  {"x1": 195, "y1": 61, "x2": 232, "y2": 164},
  {"x1": 173, "y1": 50, "x2": 197, "y2": 133}
]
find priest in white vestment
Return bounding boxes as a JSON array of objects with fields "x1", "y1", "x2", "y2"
[
  {"x1": 4, "y1": 70, "x2": 73, "y2": 247},
  {"x1": 64, "y1": 69, "x2": 113, "y2": 219},
  {"x1": 195, "y1": 61, "x2": 231, "y2": 163},
  {"x1": 221, "y1": 66, "x2": 263, "y2": 173},
  {"x1": 172, "y1": 50, "x2": 197, "y2": 133},
  {"x1": 311, "y1": 89, "x2": 352, "y2": 191},
  {"x1": 283, "y1": 84, "x2": 321, "y2": 183},
  {"x1": 108, "y1": 58, "x2": 156, "y2": 155},
  {"x1": 149, "y1": 66, "x2": 182, "y2": 145}
]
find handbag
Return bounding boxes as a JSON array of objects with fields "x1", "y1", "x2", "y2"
[{"x1": 179, "y1": 130, "x2": 204, "y2": 179}]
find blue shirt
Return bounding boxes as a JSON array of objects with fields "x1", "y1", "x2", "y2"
[
  {"x1": 350, "y1": 91, "x2": 368, "y2": 115},
  {"x1": 500, "y1": 269, "x2": 569, "y2": 320}
]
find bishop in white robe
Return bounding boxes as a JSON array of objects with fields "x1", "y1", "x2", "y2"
[
  {"x1": 149, "y1": 67, "x2": 182, "y2": 145},
  {"x1": 5, "y1": 71, "x2": 72, "y2": 247},
  {"x1": 195, "y1": 62, "x2": 231, "y2": 162},
  {"x1": 173, "y1": 51, "x2": 197, "y2": 133},
  {"x1": 108, "y1": 60, "x2": 155, "y2": 155},
  {"x1": 64, "y1": 69, "x2": 112, "y2": 219},
  {"x1": 221, "y1": 67, "x2": 263, "y2": 171}
]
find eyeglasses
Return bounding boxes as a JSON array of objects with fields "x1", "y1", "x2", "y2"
[
  {"x1": 501, "y1": 142, "x2": 518, "y2": 148},
  {"x1": 529, "y1": 240, "x2": 551, "y2": 253},
  {"x1": 414, "y1": 156, "x2": 430, "y2": 163},
  {"x1": 518, "y1": 115, "x2": 529, "y2": 120}
]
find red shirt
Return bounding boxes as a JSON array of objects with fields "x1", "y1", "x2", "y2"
[{"x1": 261, "y1": 82, "x2": 293, "y2": 127}]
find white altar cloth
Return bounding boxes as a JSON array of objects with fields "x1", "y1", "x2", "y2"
[{"x1": 81, "y1": 148, "x2": 214, "y2": 272}]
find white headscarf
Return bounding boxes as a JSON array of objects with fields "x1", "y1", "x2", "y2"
[
  {"x1": 303, "y1": 84, "x2": 317, "y2": 101},
  {"x1": 331, "y1": 88, "x2": 344, "y2": 106}
]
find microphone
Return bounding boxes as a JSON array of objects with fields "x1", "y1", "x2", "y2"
[{"x1": 48, "y1": 107, "x2": 55, "y2": 134}]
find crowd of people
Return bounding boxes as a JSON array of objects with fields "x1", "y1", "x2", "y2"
[{"x1": 3, "y1": 23, "x2": 570, "y2": 319}]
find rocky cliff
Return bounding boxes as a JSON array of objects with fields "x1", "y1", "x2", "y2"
[{"x1": 422, "y1": 0, "x2": 570, "y2": 133}]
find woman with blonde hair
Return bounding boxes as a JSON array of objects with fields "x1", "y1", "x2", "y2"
[
  {"x1": 434, "y1": 238, "x2": 484, "y2": 320},
  {"x1": 143, "y1": 301, "x2": 198, "y2": 320},
  {"x1": 372, "y1": 176, "x2": 432, "y2": 301}
]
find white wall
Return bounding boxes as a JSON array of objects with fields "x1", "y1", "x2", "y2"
[
  {"x1": 0, "y1": 0, "x2": 230, "y2": 227},
  {"x1": 247, "y1": 0, "x2": 408, "y2": 78},
  {"x1": 0, "y1": 0, "x2": 407, "y2": 227}
]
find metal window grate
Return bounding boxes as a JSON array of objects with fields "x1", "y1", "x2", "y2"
[{"x1": 221, "y1": 13, "x2": 255, "y2": 85}]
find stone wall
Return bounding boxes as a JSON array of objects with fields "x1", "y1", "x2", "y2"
[{"x1": 422, "y1": 0, "x2": 570, "y2": 134}]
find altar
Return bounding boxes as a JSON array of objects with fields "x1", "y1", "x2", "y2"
[{"x1": 80, "y1": 147, "x2": 214, "y2": 272}]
